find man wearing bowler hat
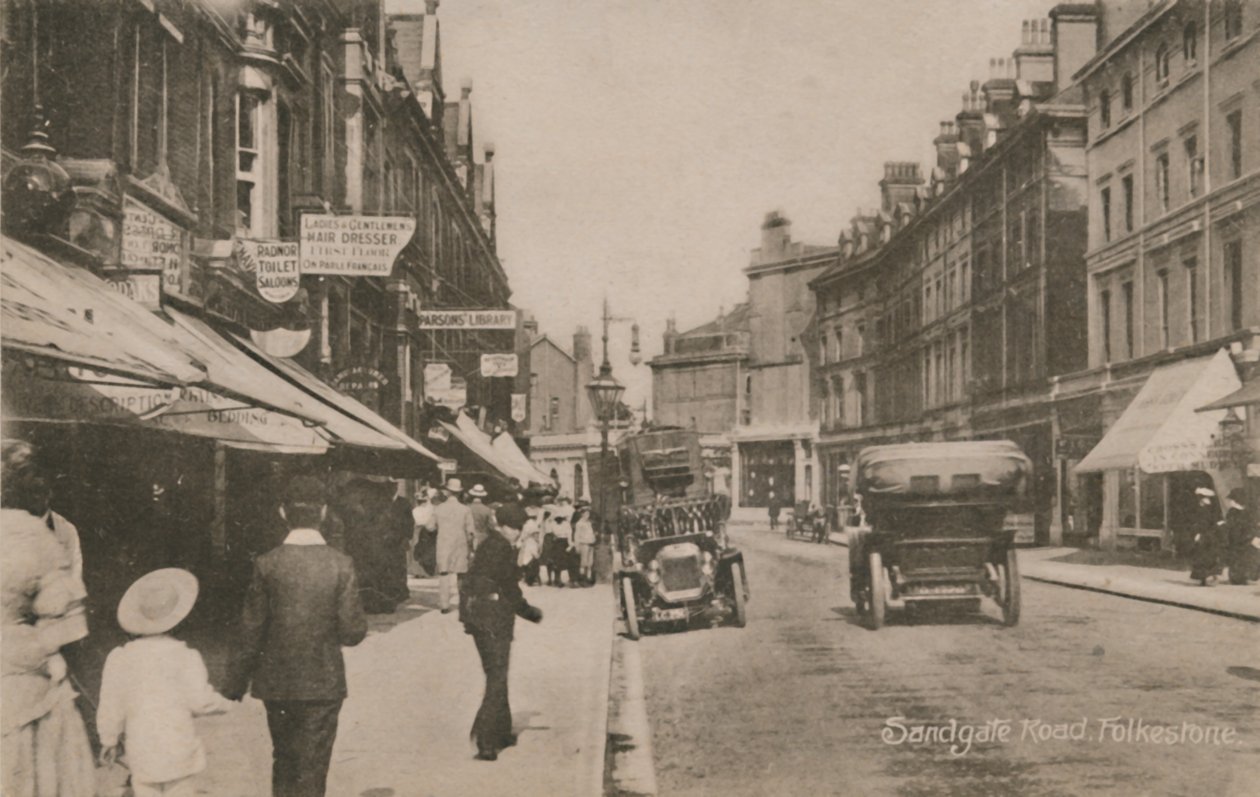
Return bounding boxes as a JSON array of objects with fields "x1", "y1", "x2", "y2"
[
  {"x1": 225, "y1": 476, "x2": 367, "y2": 797},
  {"x1": 433, "y1": 477, "x2": 475, "y2": 613}
]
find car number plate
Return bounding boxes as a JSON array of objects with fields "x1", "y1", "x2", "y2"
[{"x1": 655, "y1": 608, "x2": 688, "y2": 621}]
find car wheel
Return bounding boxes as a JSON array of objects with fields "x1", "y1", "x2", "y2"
[
  {"x1": 868, "y1": 550, "x2": 886, "y2": 630},
  {"x1": 622, "y1": 577, "x2": 640, "y2": 640},
  {"x1": 1001, "y1": 548, "x2": 1021, "y2": 627},
  {"x1": 731, "y1": 562, "x2": 748, "y2": 628}
]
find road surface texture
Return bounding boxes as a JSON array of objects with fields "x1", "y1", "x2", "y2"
[{"x1": 637, "y1": 526, "x2": 1260, "y2": 797}]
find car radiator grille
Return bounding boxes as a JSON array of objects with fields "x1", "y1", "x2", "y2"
[{"x1": 660, "y1": 556, "x2": 703, "y2": 592}]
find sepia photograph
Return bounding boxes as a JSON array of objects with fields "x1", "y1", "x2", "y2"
[{"x1": 0, "y1": 0, "x2": 1257, "y2": 795}]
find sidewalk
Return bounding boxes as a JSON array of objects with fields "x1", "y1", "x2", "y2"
[
  {"x1": 179, "y1": 578, "x2": 615, "y2": 797},
  {"x1": 757, "y1": 523, "x2": 1260, "y2": 622}
]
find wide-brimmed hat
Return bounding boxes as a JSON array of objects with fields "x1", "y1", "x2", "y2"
[
  {"x1": 1195, "y1": 487, "x2": 1216, "y2": 498},
  {"x1": 468, "y1": 484, "x2": 488, "y2": 498},
  {"x1": 117, "y1": 568, "x2": 199, "y2": 636},
  {"x1": 445, "y1": 477, "x2": 463, "y2": 493}
]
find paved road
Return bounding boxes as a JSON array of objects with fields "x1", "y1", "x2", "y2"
[{"x1": 636, "y1": 526, "x2": 1260, "y2": 796}]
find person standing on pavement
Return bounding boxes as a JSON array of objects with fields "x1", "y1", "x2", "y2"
[
  {"x1": 410, "y1": 487, "x2": 436, "y2": 577},
  {"x1": 768, "y1": 491, "x2": 781, "y2": 530},
  {"x1": 516, "y1": 506, "x2": 543, "y2": 586},
  {"x1": 573, "y1": 507, "x2": 597, "y2": 586},
  {"x1": 468, "y1": 484, "x2": 500, "y2": 540},
  {"x1": 433, "y1": 479, "x2": 475, "y2": 613},
  {"x1": 460, "y1": 511, "x2": 543, "y2": 761},
  {"x1": 1223, "y1": 488, "x2": 1258, "y2": 585},
  {"x1": 224, "y1": 476, "x2": 368, "y2": 797},
  {"x1": 551, "y1": 500, "x2": 574, "y2": 586},
  {"x1": 1189, "y1": 487, "x2": 1223, "y2": 586}
]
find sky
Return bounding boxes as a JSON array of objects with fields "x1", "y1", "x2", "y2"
[{"x1": 431, "y1": 0, "x2": 1056, "y2": 409}]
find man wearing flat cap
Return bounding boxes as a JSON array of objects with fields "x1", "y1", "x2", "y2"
[{"x1": 225, "y1": 475, "x2": 367, "y2": 797}]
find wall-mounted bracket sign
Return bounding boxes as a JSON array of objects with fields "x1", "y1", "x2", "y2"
[
  {"x1": 333, "y1": 366, "x2": 390, "y2": 393},
  {"x1": 480, "y1": 353, "x2": 519, "y2": 378},
  {"x1": 300, "y1": 214, "x2": 416, "y2": 276},
  {"x1": 416, "y1": 310, "x2": 517, "y2": 329},
  {"x1": 236, "y1": 239, "x2": 301, "y2": 303}
]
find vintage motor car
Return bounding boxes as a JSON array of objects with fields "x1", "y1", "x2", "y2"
[
  {"x1": 848, "y1": 440, "x2": 1031, "y2": 629},
  {"x1": 608, "y1": 428, "x2": 747, "y2": 639}
]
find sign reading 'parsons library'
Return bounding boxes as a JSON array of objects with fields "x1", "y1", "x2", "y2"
[
  {"x1": 300, "y1": 214, "x2": 415, "y2": 276},
  {"x1": 416, "y1": 310, "x2": 517, "y2": 329}
]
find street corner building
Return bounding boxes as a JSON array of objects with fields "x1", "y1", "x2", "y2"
[{"x1": 0, "y1": 0, "x2": 548, "y2": 759}]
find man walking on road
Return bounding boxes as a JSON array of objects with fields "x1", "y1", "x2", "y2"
[
  {"x1": 460, "y1": 509, "x2": 543, "y2": 760},
  {"x1": 225, "y1": 476, "x2": 368, "y2": 797},
  {"x1": 434, "y1": 478, "x2": 475, "y2": 613}
]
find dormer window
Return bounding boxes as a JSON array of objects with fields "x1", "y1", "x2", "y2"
[{"x1": 1154, "y1": 44, "x2": 1170, "y2": 85}]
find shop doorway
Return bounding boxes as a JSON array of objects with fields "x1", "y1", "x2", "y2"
[{"x1": 739, "y1": 441, "x2": 794, "y2": 508}]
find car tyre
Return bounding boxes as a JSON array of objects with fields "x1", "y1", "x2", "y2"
[
  {"x1": 868, "y1": 550, "x2": 886, "y2": 630},
  {"x1": 622, "y1": 577, "x2": 640, "y2": 640},
  {"x1": 731, "y1": 562, "x2": 748, "y2": 628},
  {"x1": 1001, "y1": 548, "x2": 1021, "y2": 627}
]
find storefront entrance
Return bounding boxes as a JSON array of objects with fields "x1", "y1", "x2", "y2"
[{"x1": 739, "y1": 440, "x2": 794, "y2": 508}]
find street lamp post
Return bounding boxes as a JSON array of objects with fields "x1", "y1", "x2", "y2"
[{"x1": 586, "y1": 298, "x2": 640, "y2": 583}]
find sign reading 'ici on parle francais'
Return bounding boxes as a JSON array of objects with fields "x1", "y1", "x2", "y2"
[{"x1": 300, "y1": 214, "x2": 416, "y2": 276}]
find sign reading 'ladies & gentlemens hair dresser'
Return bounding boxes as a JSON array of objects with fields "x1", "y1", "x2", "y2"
[{"x1": 299, "y1": 214, "x2": 416, "y2": 277}]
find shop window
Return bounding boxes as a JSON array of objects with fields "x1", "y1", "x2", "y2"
[
  {"x1": 1139, "y1": 472, "x2": 1166, "y2": 532},
  {"x1": 1118, "y1": 469, "x2": 1137, "y2": 528}
]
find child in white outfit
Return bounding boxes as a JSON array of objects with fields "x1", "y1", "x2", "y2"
[{"x1": 97, "y1": 569, "x2": 233, "y2": 796}]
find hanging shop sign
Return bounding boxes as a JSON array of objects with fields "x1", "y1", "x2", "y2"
[
  {"x1": 122, "y1": 198, "x2": 186, "y2": 294},
  {"x1": 299, "y1": 214, "x2": 416, "y2": 276},
  {"x1": 416, "y1": 310, "x2": 517, "y2": 329},
  {"x1": 106, "y1": 273, "x2": 162, "y2": 311},
  {"x1": 236, "y1": 239, "x2": 301, "y2": 303},
  {"x1": 423, "y1": 362, "x2": 467, "y2": 411},
  {"x1": 511, "y1": 393, "x2": 527, "y2": 423},
  {"x1": 480, "y1": 353, "x2": 519, "y2": 378}
]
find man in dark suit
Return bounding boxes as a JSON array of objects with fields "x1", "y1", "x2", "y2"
[
  {"x1": 460, "y1": 515, "x2": 543, "y2": 760},
  {"x1": 225, "y1": 476, "x2": 368, "y2": 796}
]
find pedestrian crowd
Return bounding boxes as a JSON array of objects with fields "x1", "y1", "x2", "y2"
[
  {"x1": 1188, "y1": 486, "x2": 1259, "y2": 587},
  {"x1": 0, "y1": 436, "x2": 602, "y2": 796}
]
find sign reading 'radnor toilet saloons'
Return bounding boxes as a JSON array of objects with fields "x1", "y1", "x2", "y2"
[{"x1": 300, "y1": 214, "x2": 415, "y2": 276}]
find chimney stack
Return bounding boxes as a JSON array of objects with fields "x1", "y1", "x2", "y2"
[
  {"x1": 956, "y1": 80, "x2": 986, "y2": 157},
  {"x1": 663, "y1": 317, "x2": 679, "y2": 354},
  {"x1": 933, "y1": 121, "x2": 960, "y2": 179},
  {"x1": 522, "y1": 316, "x2": 539, "y2": 342},
  {"x1": 760, "y1": 211, "x2": 791, "y2": 259},
  {"x1": 573, "y1": 325, "x2": 592, "y2": 364},
  {"x1": 1050, "y1": 3, "x2": 1100, "y2": 94},
  {"x1": 1014, "y1": 18, "x2": 1054, "y2": 83},
  {"x1": 879, "y1": 161, "x2": 923, "y2": 212}
]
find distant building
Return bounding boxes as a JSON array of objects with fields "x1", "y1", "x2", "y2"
[
  {"x1": 1060, "y1": 0, "x2": 1260, "y2": 550},
  {"x1": 650, "y1": 304, "x2": 750, "y2": 433},
  {"x1": 809, "y1": 5, "x2": 1100, "y2": 544},
  {"x1": 523, "y1": 322, "x2": 598, "y2": 498},
  {"x1": 730, "y1": 213, "x2": 837, "y2": 513}
]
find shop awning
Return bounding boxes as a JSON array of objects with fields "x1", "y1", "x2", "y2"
[
  {"x1": 1075, "y1": 349, "x2": 1242, "y2": 474},
  {"x1": 440, "y1": 413, "x2": 549, "y2": 486},
  {"x1": 1, "y1": 235, "x2": 204, "y2": 385},
  {"x1": 490, "y1": 428, "x2": 552, "y2": 485},
  {"x1": 229, "y1": 333, "x2": 442, "y2": 464},
  {"x1": 1196, "y1": 377, "x2": 1260, "y2": 412}
]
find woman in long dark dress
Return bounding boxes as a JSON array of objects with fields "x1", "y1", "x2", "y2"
[
  {"x1": 1188, "y1": 487, "x2": 1223, "y2": 585},
  {"x1": 1223, "y1": 488, "x2": 1258, "y2": 585}
]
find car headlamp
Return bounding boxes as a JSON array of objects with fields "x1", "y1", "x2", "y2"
[
  {"x1": 701, "y1": 550, "x2": 714, "y2": 576},
  {"x1": 646, "y1": 559, "x2": 661, "y2": 584}
]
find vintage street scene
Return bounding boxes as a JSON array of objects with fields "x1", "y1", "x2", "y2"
[{"x1": 0, "y1": 1, "x2": 1257, "y2": 796}]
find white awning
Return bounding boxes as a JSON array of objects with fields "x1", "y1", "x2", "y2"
[{"x1": 1075, "y1": 349, "x2": 1241, "y2": 473}]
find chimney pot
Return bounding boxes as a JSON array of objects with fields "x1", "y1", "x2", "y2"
[
  {"x1": 461, "y1": 78, "x2": 473, "y2": 96},
  {"x1": 425, "y1": 0, "x2": 439, "y2": 13},
  {"x1": 483, "y1": 141, "x2": 495, "y2": 158}
]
